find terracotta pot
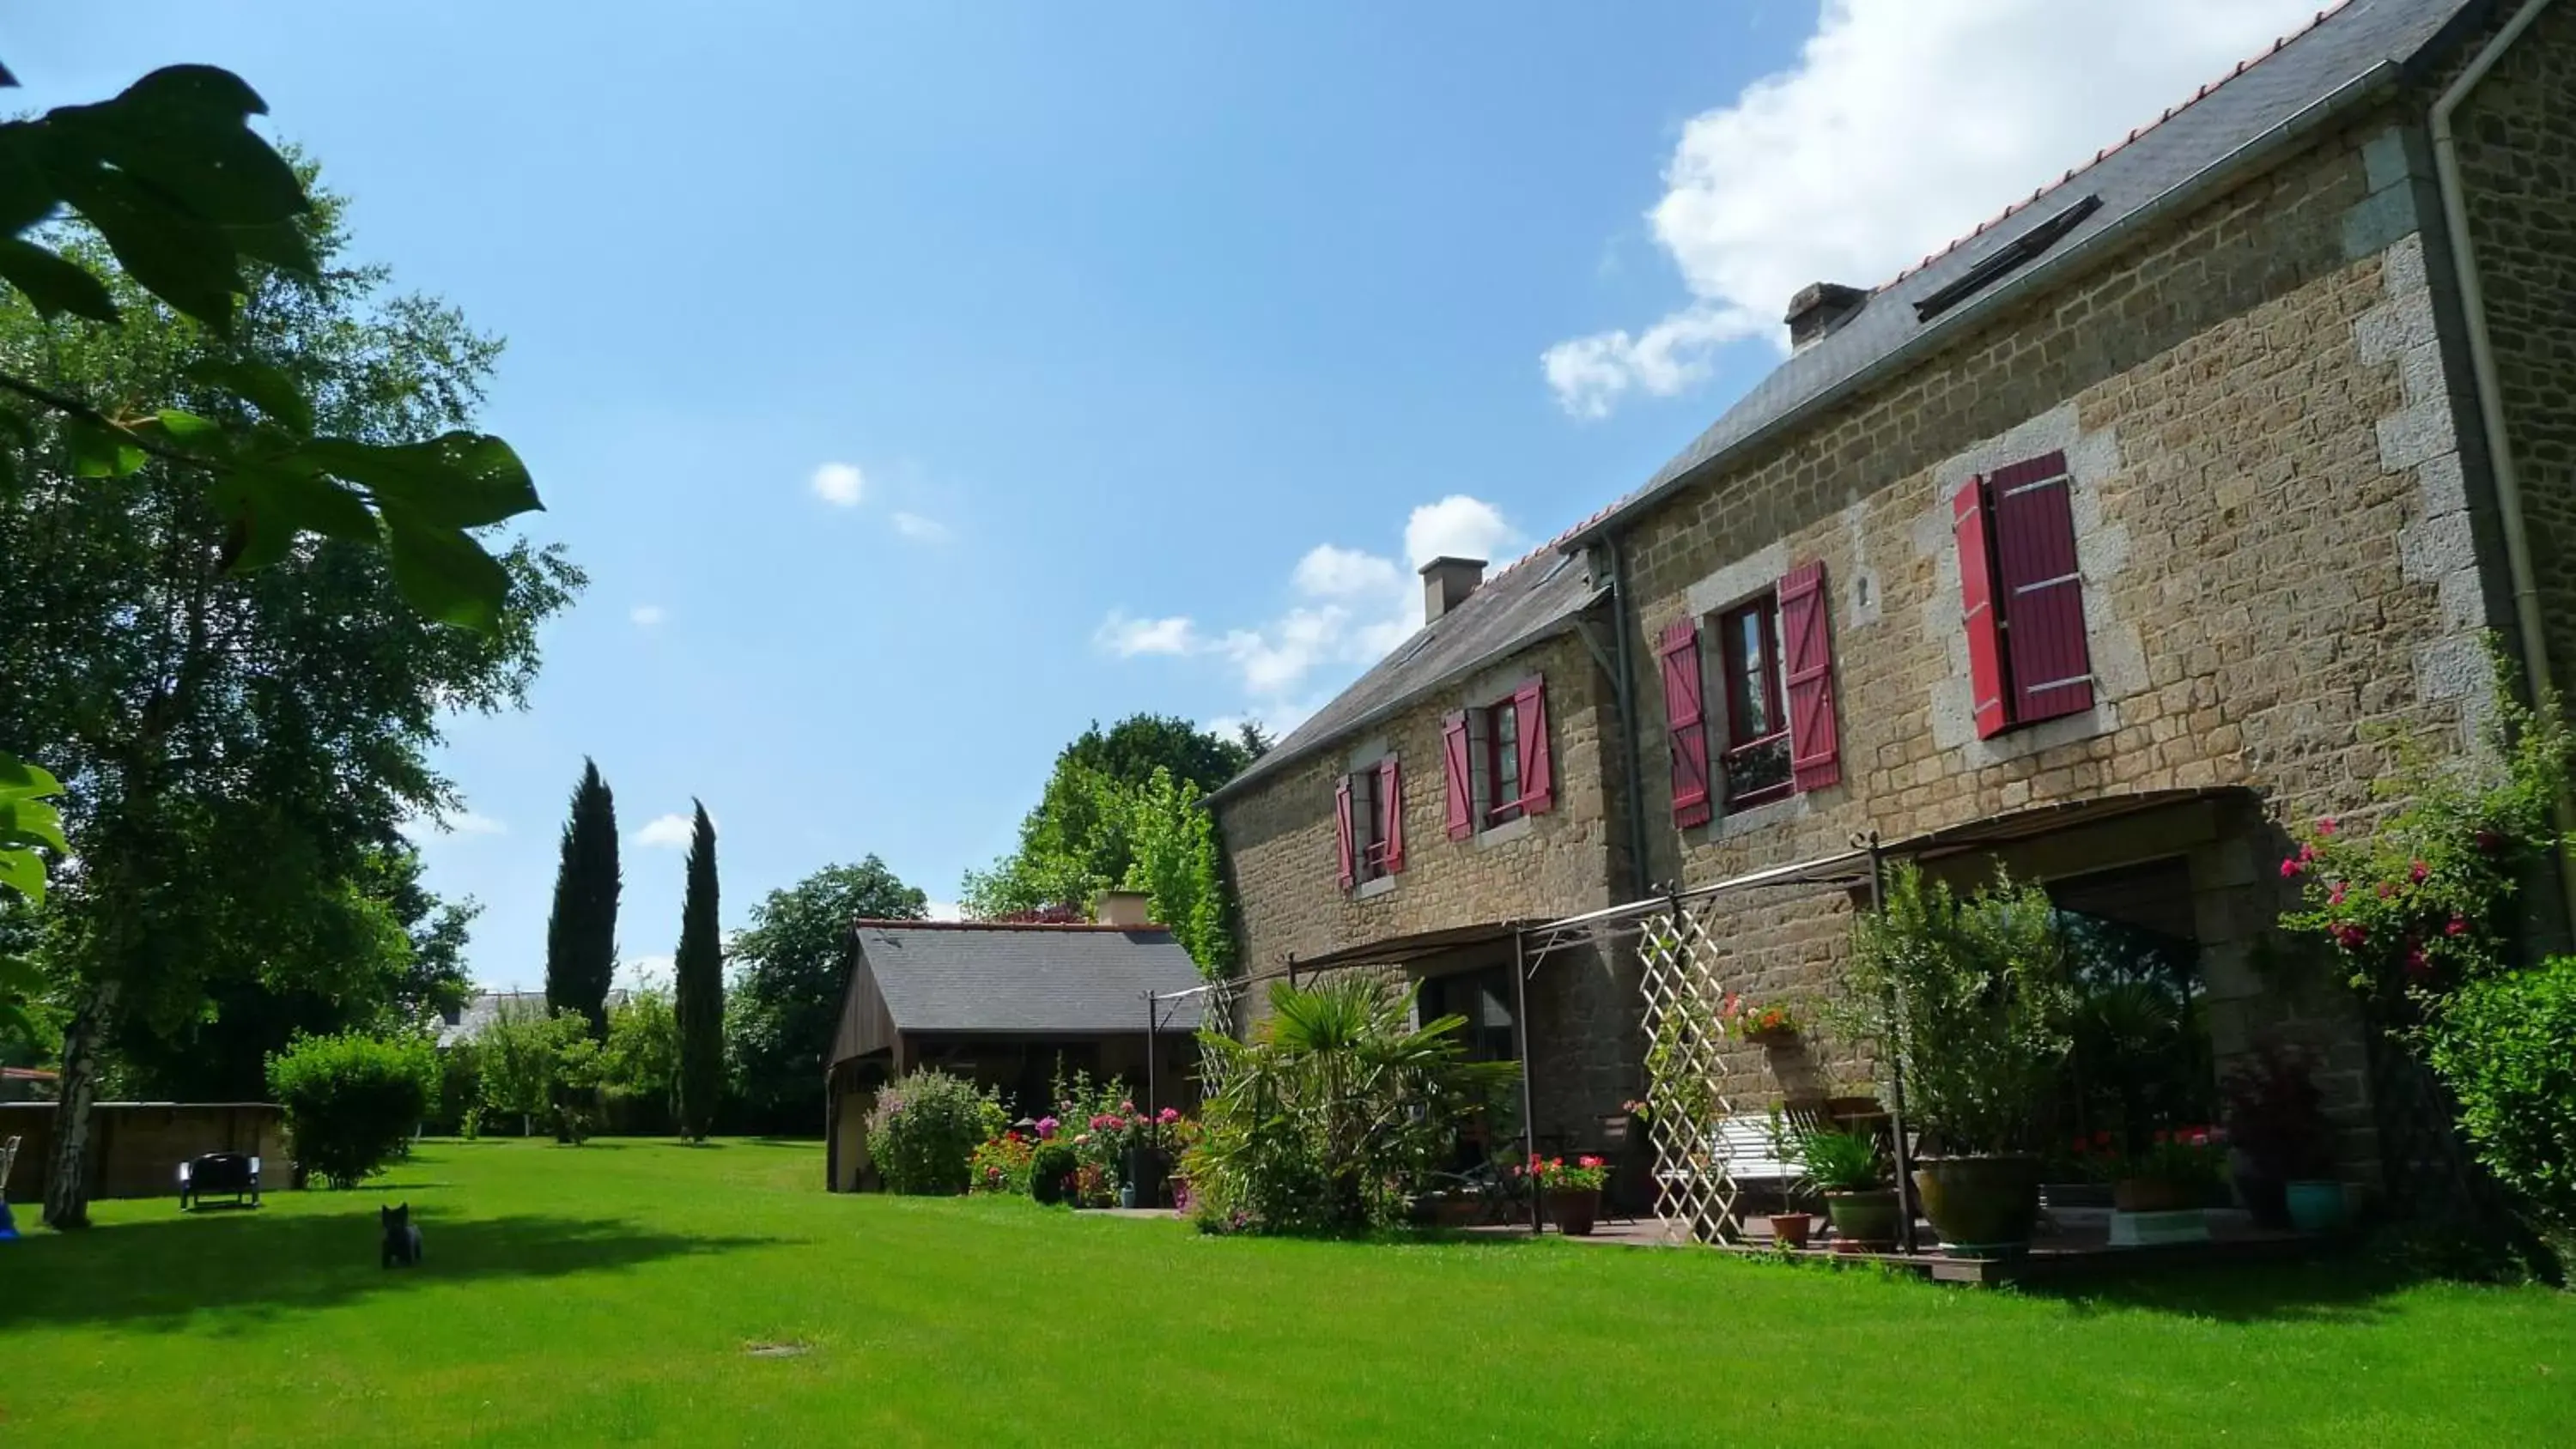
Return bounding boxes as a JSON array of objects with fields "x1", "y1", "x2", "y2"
[
  {"x1": 1911, "y1": 1154, "x2": 2043, "y2": 1253},
  {"x1": 1768, "y1": 1211, "x2": 1814, "y2": 1249},
  {"x1": 1547, "y1": 1187, "x2": 1600, "y2": 1237},
  {"x1": 1744, "y1": 1027, "x2": 1800, "y2": 1047},
  {"x1": 2111, "y1": 1177, "x2": 2196, "y2": 1214},
  {"x1": 1824, "y1": 1188, "x2": 1901, "y2": 1252}
]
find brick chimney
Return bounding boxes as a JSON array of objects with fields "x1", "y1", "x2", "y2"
[
  {"x1": 1419, "y1": 557, "x2": 1485, "y2": 625},
  {"x1": 1785, "y1": 282, "x2": 1868, "y2": 352},
  {"x1": 1094, "y1": 889, "x2": 1154, "y2": 929}
]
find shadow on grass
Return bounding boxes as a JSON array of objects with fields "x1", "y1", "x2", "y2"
[
  {"x1": 2020, "y1": 1252, "x2": 2428, "y2": 1324},
  {"x1": 5, "y1": 1208, "x2": 776, "y2": 1332}
]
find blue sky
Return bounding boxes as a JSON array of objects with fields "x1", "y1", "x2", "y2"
[{"x1": 13, "y1": 2, "x2": 2328, "y2": 988}]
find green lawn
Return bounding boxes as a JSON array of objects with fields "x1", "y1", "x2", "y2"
[{"x1": 3, "y1": 1140, "x2": 2568, "y2": 1446}]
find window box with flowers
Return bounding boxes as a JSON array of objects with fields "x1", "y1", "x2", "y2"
[
  {"x1": 2069, "y1": 1125, "x2": 2227, "y2": 1215},
  {"x1": 1524, "y1": 1154, "x2": 1609, "y2": 1236},
  {"x1": 1720, "y1": 995, "x2": 1801, "y2": 1046}
]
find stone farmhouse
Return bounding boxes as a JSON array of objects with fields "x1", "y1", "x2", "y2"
[{"x1": 1211, "y1": 0, "x2": 2576, "y2": 1199}]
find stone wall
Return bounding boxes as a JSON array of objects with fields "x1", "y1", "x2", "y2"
[
  {"x1": 1606, "y1": 118, "x2": 2492, "y2": 1179},
  {"x1": 2452, "y1": 1, "x2": 2576, "y2": 704},
  {"x1": 1217, "y1": 623, "x2": 1642, "y2": 1140}
]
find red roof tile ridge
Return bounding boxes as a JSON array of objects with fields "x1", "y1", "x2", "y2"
[{"x1": 1880, "y1": 2, "x2": 2354, "y2": 291}]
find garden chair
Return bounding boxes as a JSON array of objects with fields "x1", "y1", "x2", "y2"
[{"x1": 178, "y1": 1152, "x2": 261, "y2": 1211}]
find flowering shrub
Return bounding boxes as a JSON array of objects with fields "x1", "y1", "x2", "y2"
[
  {"x1": 2278, "y1": 682, "x2": 2570, "y2": 1009},
  {"x1": 1719, "y1": 996, "x2": 1800, "y2": 1041},
  {"x1": 969, "y1": 1131, "x2": 1037, "y2": 1195},
  {"x1": 2067, "y1": 1125, "x2": 2227, "y2": 1188},
  {"x1": 866, "y1": 1069, "x2": 1007, "y2": 1195},
  {"x1": 1522, "y1": 1155, "x2": 1608, "y2": 1192}
]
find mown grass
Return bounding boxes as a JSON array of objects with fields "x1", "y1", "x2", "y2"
[{"x1": 2, "y1": 1138, "x2": 2568, "y2": 1446}]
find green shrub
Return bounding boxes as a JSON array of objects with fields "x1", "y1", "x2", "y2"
[
  {"x1": 866, "y1": 1069, "x2": 1005, "y2": 1194},
  {"x1": 2427, "y1": 957, "x2": 2576, "y2": 1235},
  {"x1": 1030, "y1": 1141, "x2": 1078, "y2": 1205},
  {"x1": 265, "y1": 1032, "x2": 437, "y2": 1188}
]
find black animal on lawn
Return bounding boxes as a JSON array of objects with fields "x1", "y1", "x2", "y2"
[{"x1": 380, "y1": 1202, "x2": 423, "y2": 1269}]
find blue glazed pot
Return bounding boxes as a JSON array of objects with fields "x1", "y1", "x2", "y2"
[{"x1": 2284, "y1": 1179, "x2": 2347, "y2": 1234}]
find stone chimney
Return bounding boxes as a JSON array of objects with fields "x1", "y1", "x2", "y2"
[
  {"x1": 1094, "y1": 889, "x2": 1154, "y2": 929},
  {"x1": 1419, "y1": 556, "x2": 1485, "y2": 625},
  {"x1": 1784, "y1": 282, "x2": 1868, "y2": 352}
]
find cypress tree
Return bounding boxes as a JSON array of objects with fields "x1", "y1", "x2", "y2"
[
  {"x1": 544, "y1": 759, "x2": 622, "y2": 1038},
  {"x1": 673, "y1": 800, "x2": 725, "y2": 1141}
]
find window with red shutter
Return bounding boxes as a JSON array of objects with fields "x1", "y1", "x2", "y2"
[
  {"x1": 1440, "y1": 712, "x2": 1473, "y2": 841},
  {"x1": 1953, "y1": 476, "x2": 2013, "y2": 739},
  {"x1": 1334, "y1": 776, "x2": 1357, "y2": 889},
  {"x1": 1658, "y1": 620, "x2": 1712, "y2": 828},
  {"x1": 1716, "y1": 595, "x2": 1791, "y2": 804},
  {"x1": 1514, "y1": 679, "x2": 1552, "y2": 815},
  {"x1": 1778, "y1": 561, "x2": 1841, "y2": 791},
  {"x1": 1376, "y1": 756, "x2": 1406, "y2": 873},
  {"x1": 1483, "y1": 697, "x2": 1522, "y2": 827},
  {"x1": 1989, "y1": 451, "x2": 2094, "y2": 724}
]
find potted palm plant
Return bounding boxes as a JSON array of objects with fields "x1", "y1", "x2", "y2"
[
  {"x1": 1838, "y1": 865, "x2": 2075, "y2": 1254},
  {"x1": 1799, "y1": 1125, "x2": 1899, "y2": 1252}
]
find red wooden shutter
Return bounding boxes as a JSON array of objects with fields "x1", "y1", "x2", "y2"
[
  {"x1": 1990, "y1": 450, "x2": 2094, "y2": 724},
  {"x1": 1377, "y1": 756, "x2": 1406, "y2": 873},
  {"x1": 1440, "y1": 712, "x2": 1473, "y2": 840},
  {"x1": 1777, "y1": 561, "x2": 1840, "y2": 791},
  {"x1": 1333, "y1": 776, "x2": 1356, "y2": 889},
  {"x1": 1952, "y1": 477, "x2": 2012, "y2": 739},
  {"x1": 1657, "y1": 620, "x2": 1712, "y2": 828},
  {"x1": 1514, "y1": 679, "x2": 1553, "y2": 815}
]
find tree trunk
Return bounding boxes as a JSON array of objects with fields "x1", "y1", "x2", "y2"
[{"x1": 43, "y1": 976, "x2": 122, "y2": 1232}]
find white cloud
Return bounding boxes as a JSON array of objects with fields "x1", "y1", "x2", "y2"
[
  {"x1": 1099, "y1": 495, "x2": 1523, "y2": 728},
  {"x1": 1097, "y1": 612, "x2": 1202, "y2": 657},
  {"x1": 890, "y1": 511, "x2": 951, "y2": 543},
  {"x1": 1544, "y1": 0, "x2": 2332, "y2": 416},
  {"x1": 635, "y1": 813, "x2": 695, "y2": 849},
  {"x1": 1403, "y1": 495, "x2": 1517, "y2": 569},
  {"x1": 810, "y1": 461, "x2": 866, "y2": 507},
  {"x1": 617, "y1": 954, "x2": 672, "y2": 992},
  {"x1": 924, "y1": 900, "x2": 964, "y2": 923},
  {"x1": 629, "y1": 603, "x2": 666, "y2": 627}
]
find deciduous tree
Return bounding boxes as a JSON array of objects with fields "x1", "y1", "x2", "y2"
[{"x1": 726, "y1": 857, "x2": 927, "y2": 1133}]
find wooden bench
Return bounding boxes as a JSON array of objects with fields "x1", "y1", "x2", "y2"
[{"x1": 178, "y1": 1152, "x2": 261, "y2": 1211}]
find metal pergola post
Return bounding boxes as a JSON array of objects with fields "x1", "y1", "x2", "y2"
[
  {"x1": 1862, "y1": 830, "x2": 1920, "y2": 1256},
  {"x1": 1512, "y1": 930, "x2": 1540, "y2": 1234}
]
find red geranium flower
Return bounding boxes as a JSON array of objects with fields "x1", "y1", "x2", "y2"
[
  {"x1": 2409, "y1": 859, "x2": 2429, "y2": 884},
  {"x1": 2280, "y1": 858, "x2": 2302, "y2": 879},
  {"x1": 2446, "y1": 916, "x2": 2469, "y2": 937}
]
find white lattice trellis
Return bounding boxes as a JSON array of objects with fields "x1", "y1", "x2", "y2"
[{"x1": 1636, "y1": 900, "x2": 1753, "y2": 1242}]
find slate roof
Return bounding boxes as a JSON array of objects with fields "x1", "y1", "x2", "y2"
[
  {"x1": 1566, "y1": 0, "x2": 2480, "y2": 548},
  {"x1": 854, "y1": 923, "x2": 1206, "y2": 1034},
  {"x1": 1213, "y1": 543, "x2": 1603, "y2": 799}
]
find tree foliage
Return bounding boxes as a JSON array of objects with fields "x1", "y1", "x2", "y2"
[
  {"x1": 473, "y1": 1001, "x2": 596, "y2": 1139},
  {"x1": 962, "y1": 715, "x2": 1245, "y2": 975},
  {"x1": 726, "y1": 856, "x2": 926, "y2": 1134},
  {"x1": 0, "y1": 135, "x2": 576, "y2": 1225},
  {"x1": 673, "y1": 803, "x2": 723, "y2": 1141},
  {"x1": 603, "y1": 985, "x2": 679, "y2": 1123},
  {"x1": 544, "y1": 758, "x2": 620, "y2": 1038}
]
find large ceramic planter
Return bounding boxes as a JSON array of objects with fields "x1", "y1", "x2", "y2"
[
  {"x1": 2111, "y1": 1177, "x2": 2196, "y2": 1214},
  {"x1": 2285, "y1": 1179, "x2": 2348, "y2": 1234},
  {"x1": 1547, "y1": 1188, "x2": 1601, "y2": 1237},
  {"x1": 1824, "y1": 1188, "x2": 1901, "y2": 1252},
  {"x1": 1911, "y1": 1154, "x2": 2042, "y2": 1253}
]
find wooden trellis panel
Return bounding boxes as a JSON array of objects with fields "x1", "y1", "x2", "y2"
[{"x1": 1635, "y1": 900, "x2": 1751, "y2": 1242}]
